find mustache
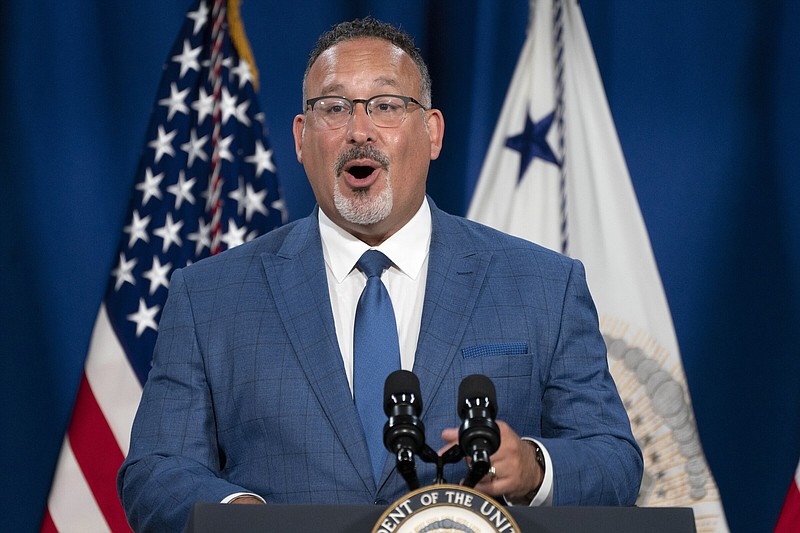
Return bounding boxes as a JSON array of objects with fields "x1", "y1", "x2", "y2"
[{"x1": 334, "y1": 145, "x2": 390, "y2": 175}]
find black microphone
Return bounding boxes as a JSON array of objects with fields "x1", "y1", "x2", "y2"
[
  {"x1": 458, "y1": 374, "x2": 501, "y2": 488},
  {"x1": 383, "y1": 370, "x2": 425, "y2": 490}
]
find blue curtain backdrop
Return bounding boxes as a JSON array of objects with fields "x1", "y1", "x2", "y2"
[{"x1": 2, "y1": 1, "x2": 798, "y2": 531}]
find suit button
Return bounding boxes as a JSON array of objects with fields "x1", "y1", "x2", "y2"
[{"x1": 375, "y1": 499, "x2": 389, "y2": 505}]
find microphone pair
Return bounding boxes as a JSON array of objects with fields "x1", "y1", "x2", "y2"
[{"x1": 382, "y1": 370, "x2": 500, "y2": 490}]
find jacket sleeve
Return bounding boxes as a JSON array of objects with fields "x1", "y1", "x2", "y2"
[
  {"x1": 537, "y1": 258, "x2": 644, "y2": 505},
  {"x1": 117, "y1": 268, "x2": 253, "y2": 532}
]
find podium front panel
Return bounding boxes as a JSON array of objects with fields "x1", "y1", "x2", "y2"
[{"x1": 188, "y1": 503, "x2": 695, "y2": 532}]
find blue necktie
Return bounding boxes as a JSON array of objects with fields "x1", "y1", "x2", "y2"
[{"x1": 353, "y1": 250, "x2": 401, "y2": 485}]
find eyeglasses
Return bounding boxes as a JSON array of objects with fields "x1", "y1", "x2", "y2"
[{"x1": 305, "y1": 94, "x2": 427, "y2": 129}]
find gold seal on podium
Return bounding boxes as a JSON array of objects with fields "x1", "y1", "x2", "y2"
[{"x1": 372, "y1": 484, "x2": 520, "y2": 533}]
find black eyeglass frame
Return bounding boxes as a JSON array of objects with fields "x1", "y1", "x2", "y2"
[{"x1": 304, "y1": 94, "x2": 428, "y2": 128}]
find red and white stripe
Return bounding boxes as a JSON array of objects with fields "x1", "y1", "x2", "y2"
[{"x1": 42, "y1": 305, "x2": 143, "y2": 532}]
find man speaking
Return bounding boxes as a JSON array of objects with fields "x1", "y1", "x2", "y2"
[{"x1": 117, "y1": 17, "x2": 642, "y2": 532}]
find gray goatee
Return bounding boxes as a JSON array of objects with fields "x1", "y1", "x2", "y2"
[{"x1": 333, "y1": 146, "x2": 392, "y2": 226}]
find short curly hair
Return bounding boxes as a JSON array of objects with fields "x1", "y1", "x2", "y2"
[{"x1": 302, "y1": 17, "x2": 432, "y2": 109}]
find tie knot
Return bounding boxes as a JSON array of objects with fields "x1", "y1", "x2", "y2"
[{"x1": 357, "y1": 250, "x2": 392, "y2": 279}]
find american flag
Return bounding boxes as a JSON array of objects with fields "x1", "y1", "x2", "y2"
[{"x1": 41, "y1": 1, "x2": 285, "y2": 530}]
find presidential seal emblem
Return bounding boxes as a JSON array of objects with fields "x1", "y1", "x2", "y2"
[{"x1": 372, "y1": 485, "x2": 519, "y2": 533}]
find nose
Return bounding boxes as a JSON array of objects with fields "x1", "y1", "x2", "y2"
[{"x1": 346, "y1": 100, "x2": 376, "y2": 144}]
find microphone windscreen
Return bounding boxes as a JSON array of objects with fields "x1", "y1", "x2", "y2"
[
  {"x1": 458, "y1": 374, "x2": 497, "y2": 417},
  {"x1": 383, "y1": 370, "x2": 422, "y2": 414}
]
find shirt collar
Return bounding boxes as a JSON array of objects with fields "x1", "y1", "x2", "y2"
[{"x1": 318, "y1": 197, "x2": 432, "y2": 283}]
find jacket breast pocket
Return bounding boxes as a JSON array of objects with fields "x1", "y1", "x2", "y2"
[
  {"x1": 459, "y1": 342, "x2": 533, "y2": 378},
  {"x1": 457, "y1": 342, "x2": 539, "y2": 430}
]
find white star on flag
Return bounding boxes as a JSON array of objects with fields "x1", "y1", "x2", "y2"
[
  {"x1": 126, "y1": 298, "x2": 160, "y2": 337},
  {"x1": 186, "y1": 1, "x2": 208, "y2": 35},
  {"x1": 152, "y1": 212, "x2": 184, "y2": 253},
  {"x1": 231, "y1": 59, "x2": 253, "y2": 89},
  {"x1": 192, "y1": 87, "x2": 214, "y2": 124},
  {"x1": 228, "y1": 177, "x2": 247, "y2": 216},
  {"x1": 217, "y1": 133, "x2": 234, "y2": 162},
  {"x1": 233, "y1": 98, "x2": 251, "y2": 126},
  {"x1": 167, "y1": 171, "x2": 197, "y2": 209},
  {"x1": 148, "y1": 126, "x2": 177, "y2": 164},
  {"x1": 159, "y1": 82, "x2": 190, "y2": 121},
  {"x1": 171, "y1": 39, "x2": 201, "y2": 78},
  {"x1": 187, "y1": 218, "x2": 211, "y2": 256},
  {"x1": 180, "y1": 129, "x2": 208, "y2": 168},
  {"x1": 124, "y1": 210, "x2": 151, "y2": 247},
  {"x1": 220, "y1": 87, "x2": 250, "y2": 126},
  {"x1": 221, "y1": 219, "x2": 247, "y2": 248},
  {"x1": 245, "y1": 139, "x2": 275, "y2": 177},
  {"x1": 142, "y1": 257, "x2": 172, "y2": 295},
  {"x1": 111, "y1": 252, "x2": 137, "y2": 291},
  {"x1": 136, "y1": 168, "x2": 165, "y2": 206},
  {"x1": 242, "y1": 182, "x2": 268, "y2": 222}
]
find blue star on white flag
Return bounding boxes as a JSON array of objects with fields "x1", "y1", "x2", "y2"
[{"x1": 505, "y1": 111, "x2": 560, "y2": 183}]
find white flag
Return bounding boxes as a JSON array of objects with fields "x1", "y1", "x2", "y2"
[{"x1": 468, "y1": 1, "x2": 728, "y2": 531}]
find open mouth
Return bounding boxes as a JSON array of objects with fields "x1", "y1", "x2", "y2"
[
  {"x1": 335, "y1": 147, "x2": 390, "y2": 188},
  {"x1": 341, "y1": 160, "x2": 382, "y2": 187},
  {"x1": 347, "y1": 165, "x2": 377, "y2": 180}
]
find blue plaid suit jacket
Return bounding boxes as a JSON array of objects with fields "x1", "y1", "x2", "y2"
[{"x1": 118, "y1": 200, "x2": 642, "y2": 532}]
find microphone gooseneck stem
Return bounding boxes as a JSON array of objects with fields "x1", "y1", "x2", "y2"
[
  {"x1": 462, "y1": 447, "x2": 491, "y2": 488},
  {"x1": 395, "y1": 447, "x2": 420, "y2": 491}
]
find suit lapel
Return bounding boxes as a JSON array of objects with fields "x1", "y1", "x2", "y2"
[
  {"x1": 260, "y1": 215, "x2": 375, "y2": 491},
  {"x1": 413, "y1": 205, "x2": 492, "y2": 419}
]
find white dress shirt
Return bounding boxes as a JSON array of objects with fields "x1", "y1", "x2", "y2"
[{"x1": 319, "y1": 198, "x2": 431, "y2": 393}]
